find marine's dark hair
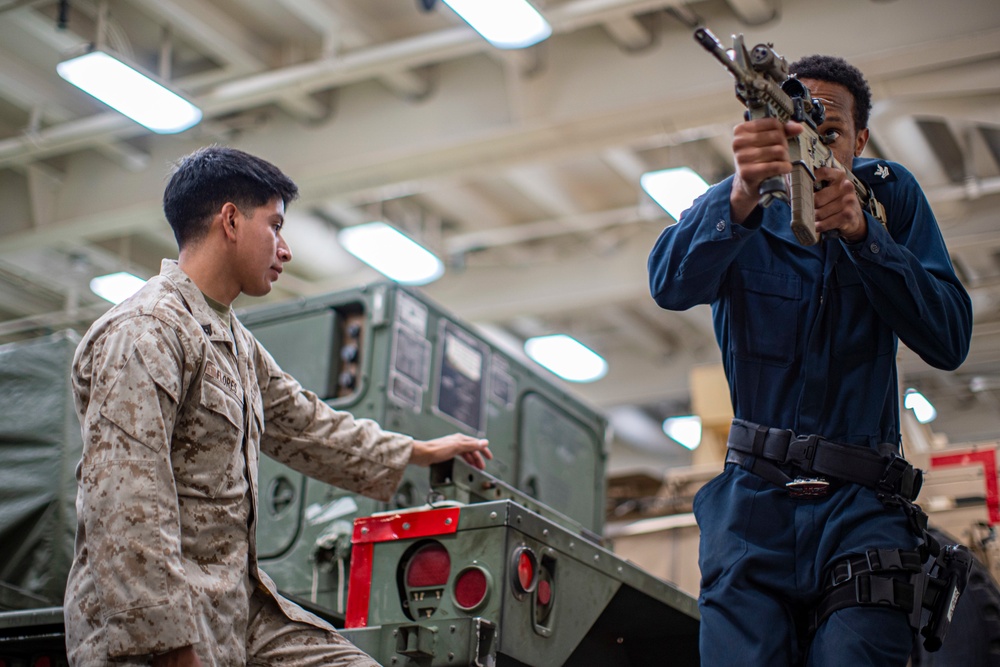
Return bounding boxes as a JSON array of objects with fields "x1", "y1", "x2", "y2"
[
  {"x1": 163, "y1": 145, "x2": 299, "y2": 249},
  {"x1": 790, "y1": 55, "x2": 872, "y2": 131}
]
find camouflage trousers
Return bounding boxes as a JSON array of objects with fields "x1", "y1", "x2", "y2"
[
  {"x1": 69, "y1": 589, "x2": 378, "y2": 666},
  {"x1": 245, "y1": 590, "x2": 379, "y2": 667}
]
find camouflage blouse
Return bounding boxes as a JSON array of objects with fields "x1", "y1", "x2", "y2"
[{"x1": 65, "y1": 260, "x2": 412, "y2": 664}]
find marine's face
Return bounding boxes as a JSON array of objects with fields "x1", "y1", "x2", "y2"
[
  {"x1": 800, "y1": 78, "x2": 869, "y2": 169},
  {"x1": 233, "y1": 196, "x2": 291, "y2": 297}
]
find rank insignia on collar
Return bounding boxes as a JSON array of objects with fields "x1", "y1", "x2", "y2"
[
  {"x1": 202, "y1": 324, "x2": 212, "y2": 335},
  {"x1": 874, "y1": 163, "x2": 891, "y2": 180}
]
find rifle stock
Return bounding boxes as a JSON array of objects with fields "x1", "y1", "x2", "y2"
[{"x1": 695, "y1": 28, "x2": 887, "y2": 245}]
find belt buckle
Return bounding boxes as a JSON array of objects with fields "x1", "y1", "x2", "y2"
[{"x1": 786, "y1": 475, "x2": 830, "y2": 498}]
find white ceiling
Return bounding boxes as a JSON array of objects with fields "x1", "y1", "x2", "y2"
[{"x1": 1, "y1": 0, "x2": 999, "y2": 463}]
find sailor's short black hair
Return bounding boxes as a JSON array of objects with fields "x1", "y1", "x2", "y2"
[{"x1": 790, "y1": 55, "x2": 872, "y2": 131}]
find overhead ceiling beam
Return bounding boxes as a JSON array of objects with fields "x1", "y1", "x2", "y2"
[
  {"x1": 424, "y1": 230, "x2": 654, "y2": 322},
  {"x1": 0, "y1": 0, "x2": 695, "y2": 168},
  {"x1": 128, "y1": 0, "x2": 276, "y2": 74},
  {"x1": 504, "y1": 164, "x2": 581, "y2": 217},
  {"x1": 445, "y1": 205, "x2": 656, "y2": 255},
  {"x1": 271, "y1": 0, "x2": 433, "y2": 100},
  {"x1": 724, "y1": 0, "x2": 777, "y2": 26},
  {"x1": 601, "y1": 147, "x2": 649, "y2": 184},
  {"x1": 859, "y1": 27, "x2": 1000, "y2": 80},
  {"x1": 127, "y1": 0, "x2": 326, "y2": 121},
  {"x1": 602, "y1": 16, "x2": 655, "y2": 52},
  {"x1": 2, "y1": 10, "x2": 150, "y2": 170},
  {"x1": 598, "y1": 303, "x2": 678, "y2": 357},
  {"x1": 2, "y1": 0, "x2": 997, "y2": 171}
]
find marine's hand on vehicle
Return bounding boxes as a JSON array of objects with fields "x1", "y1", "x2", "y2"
[{"x1": 409, "y1": 434, "x2": 492, "y2": 470}]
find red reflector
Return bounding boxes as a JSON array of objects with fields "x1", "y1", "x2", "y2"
[
  {"x1": 454, "y1": 567, "x2": 488, "y2": 609},
  {"x1": 406, "y1": 542, "x2": 451, "y2": 587},
  {"x1": 517, "y1": 550, "x2": 535, "y2": 591},
  {"x1": 537, "y1": 578, "x2": 552, "y2": 606},
  {"x1": 33, "y1": 658, "x2": 52, "y2": 667}
]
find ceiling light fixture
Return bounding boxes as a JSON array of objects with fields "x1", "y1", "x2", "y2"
[
  {"x1": 524, "y1": 334, "x2": 607, "y2": 383},
  {"x1": 442, "y1": 0, "x2": 552, "y2": 49},
  {"x1": 57, "y1": 49, "x2": 202, "y2": 134},
  {"x1": 662, "y1": 415, "x2": 702, "y2": 450},
  {"x1": 904, "y1": 389, "x2": 937, "y2": 424},
  {"x1": 640, "y1": 167, "x2": 710, "y2": 222},
  {"x1": 90, "y1": 272, "x2": 146, "y2": 304},
  {"x1": 337, "y1": 221, "x2": 445, "y2": 285}
]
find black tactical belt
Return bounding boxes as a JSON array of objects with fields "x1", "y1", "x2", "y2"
[{"x1": 726, "y1": 419, "x2": 922, "y2": 500}]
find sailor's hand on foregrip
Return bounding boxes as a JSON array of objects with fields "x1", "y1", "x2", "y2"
[{"x1": 730, "y1": 118, "x2": 803, "y2": 225}]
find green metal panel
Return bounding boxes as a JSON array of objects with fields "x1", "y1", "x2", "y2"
[
  {"x1": 239, "y1": 283, "x2": 609, "y2": 619},
  {"x1": 344, "y1": 499, "x2": 698, "y2": 666},
  {"x1": 518, "y1": 392, "x2": 605, "y2": 533},
  {"x1": 343, "y1": 617, "x2": 497, "y2": 667},
  {"x1": 250, "y1": 308, "x2": 340, "y2": 399}
]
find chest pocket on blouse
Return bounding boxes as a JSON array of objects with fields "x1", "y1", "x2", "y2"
[
  {"x1": 730, "y1": 268, "x2": 802, "y2": 367},
  {"x1": 830, "y1": 262, "x2": 893, "y2": 363},
  {"x1": 173, "y1": 370, "x2": 246, "y2": 499},
  {"x1": 200, "y1": 376, "x2": 244, "y2": 430}
]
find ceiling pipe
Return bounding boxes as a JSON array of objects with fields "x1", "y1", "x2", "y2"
[
  {"x1": 0, "y1": 0, "x2": 691, "y2": 169},
  {"x1": 724, "y1": 0, "x2": 777, "y2": 25}
]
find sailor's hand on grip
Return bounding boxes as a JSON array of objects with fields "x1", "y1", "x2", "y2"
[
  {"x1": 730, "y1": 118, "x2": 804, "y2": 225},
  {"x1": 814, "y1": 166, "x2": 867, "y2": 243}
]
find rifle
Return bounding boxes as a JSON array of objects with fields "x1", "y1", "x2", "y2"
[{"x1": 694, "y1": 27, "x2": 887, "y2": 245}]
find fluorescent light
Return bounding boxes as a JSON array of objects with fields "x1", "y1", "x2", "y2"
[
  {"x1": 640, "y1": 167, "x2": 710, "y2": 222},
  {"x1": 524, "y1": 334, "x2": 607, "y2": 383},
  {"x1": 662, "y1": 415, "x2": 702, "y2": 450},
  {"x1": 904, "y1": 389, "x2": 937, "y2": 424},
  {"x1": 337, "y1": 221, "x2": 445, "y2": 285},
  {"x1": 90, "y1": 272, "x2": 146, "y2": 304},
  {"x1": 57, "y1": 50, "x2": 202, "y2": 134},
  {"x1": 443, "y1": 0, "x2": 552, "y2": 49}
]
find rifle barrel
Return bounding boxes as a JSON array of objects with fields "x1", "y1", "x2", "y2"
[{"x1": 694, "y1": 28, "x2": 744, "y2": 79}]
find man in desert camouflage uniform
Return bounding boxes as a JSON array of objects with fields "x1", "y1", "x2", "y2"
[{"x1": 66, "y1": 145, "x2": 491, "y2": 666}]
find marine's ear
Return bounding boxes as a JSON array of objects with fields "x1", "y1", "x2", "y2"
[{"x1": 219, "y1": 202, "x2": 240, "y2": 241}]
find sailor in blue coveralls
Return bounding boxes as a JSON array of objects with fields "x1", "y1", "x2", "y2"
[{"x1": 647, "y1": 55, "x2": 972, "y2": 665}]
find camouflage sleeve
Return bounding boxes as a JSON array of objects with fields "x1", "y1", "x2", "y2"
[
  {"x1": 253, "y1": 340, "x2": 412, "y2": 502},
  {"x1": 74, "y1": 319, "x2": 201, "y2": 658}
]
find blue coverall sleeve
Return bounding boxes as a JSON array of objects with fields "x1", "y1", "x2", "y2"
[
  {"x1": 648, "y1": 176, "x2": 760, "y2": 311},
  {"x1": 844, "y1": 164, "x2": 972, "y2": 370}
]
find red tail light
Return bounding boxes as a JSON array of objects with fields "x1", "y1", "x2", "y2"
[
  {"x1": 402, "y1": 540, "x2": 452, "y2": 619},
  {"x1": 535, "y1": 556, "x2": 556, "y2": 628},
  {"x1": 537, "y1": 578, "x2": 552, "y2": 606},
  {"x1": 406, "y1": 542, "x2": 451, "y2": 587},
  {"x1": 512, "y1": 546, "x2": 538, "y2": 596},
  {"x1": 454, "y1": 566, "x2": 489, "y2": 610}
]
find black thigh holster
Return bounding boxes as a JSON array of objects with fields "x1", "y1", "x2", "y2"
[{"x1": 811, "y1": 542, "x2": 973, "y2": 652}]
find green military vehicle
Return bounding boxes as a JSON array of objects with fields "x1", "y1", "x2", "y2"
[{"x1": 0, "y1": 283, "x2": 699, "y2": 666}]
